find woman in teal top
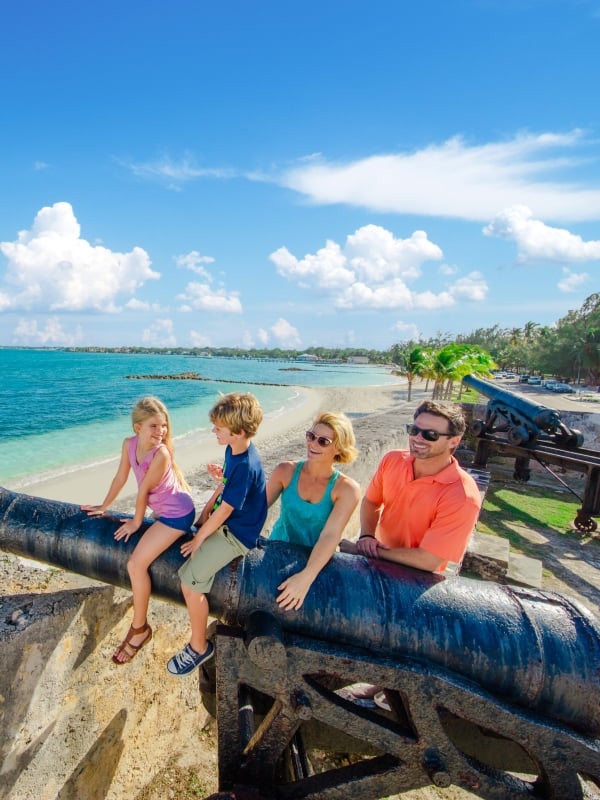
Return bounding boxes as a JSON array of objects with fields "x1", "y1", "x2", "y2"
[{"x1": 266, "y1": 411, "x2": 360, "y2": 611}]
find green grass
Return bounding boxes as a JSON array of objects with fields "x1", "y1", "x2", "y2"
[{"x1": 476, "y1": 483, "x2": 599, "y2": 554}]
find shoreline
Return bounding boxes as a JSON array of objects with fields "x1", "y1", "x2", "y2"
[{"x1": 6, "y1": 383, "x2": 405, "y2": 508}]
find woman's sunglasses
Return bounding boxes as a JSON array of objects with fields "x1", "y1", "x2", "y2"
[
  {"x1": 406, "y1": 424, "x2": 454, "y2": 442},
  {"x1": 305, "y1": 430, "x2": 333, "y2": 447}
]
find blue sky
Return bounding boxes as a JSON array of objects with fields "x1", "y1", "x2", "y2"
[{"x1": 1, "y1": 0, "x2": 599, "y2": 351}]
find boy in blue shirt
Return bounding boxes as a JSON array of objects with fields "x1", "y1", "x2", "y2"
[{"x1": 167, "y1": 392, "x2": 267, "y2": 676}]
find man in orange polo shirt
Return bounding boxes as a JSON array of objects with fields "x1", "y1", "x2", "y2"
[
  {"x1": 338, "y1": 400, "x2": 482, "y2": 709},
  {"x1": 340, "y1": 399, "x2": 481, "y2": 574}
]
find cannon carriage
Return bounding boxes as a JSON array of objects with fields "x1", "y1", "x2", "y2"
[
  {"x1": 463, "y1": 374, "x2": 600, "y2": 533},
  {"x1": 1, "y1": 486, "x2": 600, "y2": 799}
]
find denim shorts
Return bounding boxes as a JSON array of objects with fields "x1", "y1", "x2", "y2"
[{"x1": 157, "y1": 508, "x2": 196, "y2": 532}]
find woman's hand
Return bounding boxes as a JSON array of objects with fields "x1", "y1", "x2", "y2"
[
  {"x1": 114, "y1": 519, "x2": 141, "y2": 542},
  {"x1": 276, "y1": 571, "x2": 313, "y2": 611}
]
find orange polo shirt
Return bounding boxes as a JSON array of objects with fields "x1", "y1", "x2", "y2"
[{"x1": 365, "y1": 450, "x2": 481, "y2": 570}]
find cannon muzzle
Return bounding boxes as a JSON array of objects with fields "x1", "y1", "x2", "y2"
[{"x1": 1, "y1": 485, "x2": 600, "y2": 739}]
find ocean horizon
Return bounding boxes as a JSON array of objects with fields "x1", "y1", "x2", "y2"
[{"x1": 1, "y1": 348, "x2": 398, "y2": 489}]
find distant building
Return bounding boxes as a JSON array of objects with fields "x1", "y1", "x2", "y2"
[
  {"x1": 296, "y1": 353, "x2": 320, "y2": 362},
  {"x1": 347, "y1": 356, "x2": 369, "y2": 364}
]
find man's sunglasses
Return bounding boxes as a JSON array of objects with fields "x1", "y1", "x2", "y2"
[
  {"x1": 406, "y1": 424, "x2": 454, "y2": 442},
  {"x1": 305, "y1": 430, "x2": 333, "y2": 447}
]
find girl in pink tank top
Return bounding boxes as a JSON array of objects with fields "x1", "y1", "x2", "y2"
[{"x1": 82, "y1": 396, "x2": 195, "y2": 664}]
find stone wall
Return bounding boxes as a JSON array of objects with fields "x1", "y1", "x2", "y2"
[{"x1": 0, "y1": 576, "x2": 215, "y2": 800}]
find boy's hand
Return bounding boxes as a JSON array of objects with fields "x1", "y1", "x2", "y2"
[
  {"x1": 207, "y1": 463, "x2": 224, "y2": 481},
  {"x1": 181, "y1": 534, "x2": 204, "y2": 558}
]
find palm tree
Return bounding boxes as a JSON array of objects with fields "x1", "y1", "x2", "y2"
[{"x1": 402, "y1": 346, "x2": 432, "y2": 401}]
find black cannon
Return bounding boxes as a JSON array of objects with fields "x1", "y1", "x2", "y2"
[
  {"x1": 463, "y1": 374, "x2": 600, "y2": 533},
  {"x1": 462, "y1": 374, "x2": 584, "y2": 448},
  {"x1": 2, "y1": 486, "x2": 600, "y2": 800}
]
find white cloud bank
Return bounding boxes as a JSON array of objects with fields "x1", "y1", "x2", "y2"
[
  {"x1": 0, "y1": 202, "x2": 159, "y2": 312},
  {"x1": 484, "y1": 205, "x2": 600, "y2": 262},
  {"x1": 270, "y1": 224, "x2": 488, "y2": 310},
  {"x1": 277, "y1": 130, "x2": 600, "y2": 223},
  {"x1": 12, "y1": 316, "x2": 83, "y2": 345}
]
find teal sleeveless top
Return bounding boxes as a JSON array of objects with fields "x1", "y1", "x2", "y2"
[{"x1": 270, "y1": 461, "x2": 339, "y2": 548}]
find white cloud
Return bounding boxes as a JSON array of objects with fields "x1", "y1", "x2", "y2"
[
  {"x1": 270, "y1": 240, "x2": 354, "y2": 289},
  {"x1": 0, "y1": 202, "x2": 159, "y2": 312},
  {"x1": 123, "y1": 155, "x2": 234, "y2": 189},
  {"x1": 178, "y1": 281, "x2": 242, "y2": 313},
  {"x1": 449, "y1": 271, "x2": 489, "y2": 301},
  {"x1": 241, "y1": 330, "x2": 255, "y2": 348},
  {"x1": 270, "y1": 223, "x2": 484, "y2": 311},
  {"x1": 257, "y1": 328, "x2": 270, "y2": 345},
  {"x1": 483, "y1": 205, "x2": 600, "y2": 262},
  {"x1": 557, "y1": 268, "x2": 590, "y2": 292},
  {"x1": 391, "y1": 321, "x2": 421, "y2": 341},
  {"x1": 12, "y1": 316, "x2": 82, "y2": 345},
  {"x1": 277, "y1": 130, "x2": 600, "y2": 222},
  {"x1": 189, "y1": 330, "x2": 212, "y2": 347},
  {"x1": 175, "y1": 250, "x2": 216, "y2": 278},
  {"x1": 174, "y1": 251, "x2": 242, "y2": 313},
  {"x1": 125, "y1": 298, "x2": 162, "y2": 311},
  {"x1": 142, "y1": 318, "x2": 176, "y2": 347},
  {"x1": 271, "y1": 318, "x2": 301, "y2": 347},
  {"x1": 439, "y1": 263, "x2": 458, "y2": 275}
]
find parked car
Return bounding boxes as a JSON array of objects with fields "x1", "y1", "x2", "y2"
[
  {"x1": 553, "y1": 383, "x2": 576, "y2": 394},
  {"x1": 527, "y1": 376, "x2": 542, "y2": 385},
  {"x1": 544, "y1": 381, "x2": 559, "y2": 391},
  {"x1": 518, "y1": 375, "x2": 530, "y2": 383}
]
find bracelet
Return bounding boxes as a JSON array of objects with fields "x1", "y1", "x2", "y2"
[{"x1": 359, "y1": 534, "x2": 376, "y2": 540}]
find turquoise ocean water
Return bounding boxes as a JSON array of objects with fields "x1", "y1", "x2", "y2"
[{"x1": 1, "y1": 349, "x2": 397, "y2": 489}]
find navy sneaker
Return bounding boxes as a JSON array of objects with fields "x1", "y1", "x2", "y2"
[{"x1": 167, "y1": 641, "x2": 214, "y2": 676}]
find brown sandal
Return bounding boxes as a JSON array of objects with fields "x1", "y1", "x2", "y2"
[{"x1": 112, "y1": 622, "x2": 152, "y2": 664}]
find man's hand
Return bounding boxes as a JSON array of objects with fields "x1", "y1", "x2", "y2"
[{"x1": 340, "y1": 536, "x2": 388, "y2": 559}]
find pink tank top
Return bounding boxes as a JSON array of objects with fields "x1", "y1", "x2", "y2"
[{"x1": 128, "y1": 436, "x2": 194, "y2": 519}]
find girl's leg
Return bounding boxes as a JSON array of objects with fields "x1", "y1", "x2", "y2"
[{"x1": 114, "y1": 521, "x2": 182, "y2": 661}]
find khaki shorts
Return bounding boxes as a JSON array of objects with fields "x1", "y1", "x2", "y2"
[{"x1": 178, "y1": 524, "x2": 249, "y2": 594}]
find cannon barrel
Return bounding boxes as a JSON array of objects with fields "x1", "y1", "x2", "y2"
[
  {"x1": 1, "y1": 486, "x2": 600, "y2": 738},
  {"x1": 463, "y1": 374, "x2": 562, "y2": 431},
  {"x1": 462, "y1": 373, "x2": 585, "y2": 448}
]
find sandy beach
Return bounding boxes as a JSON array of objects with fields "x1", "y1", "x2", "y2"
[{"x1": 10, "y1": 381, "x2": 411, "y2": 513}]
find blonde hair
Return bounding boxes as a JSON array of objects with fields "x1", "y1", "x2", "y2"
[
  {"x1": 131, "y1": 396, "x2": 190, "y2": 491},
  {"x1": 312, "y1": 411, "x2": 357, "y2": 464},
  {"x1": 210, "y1": 392, "x2": 263, "y2": 438}
]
